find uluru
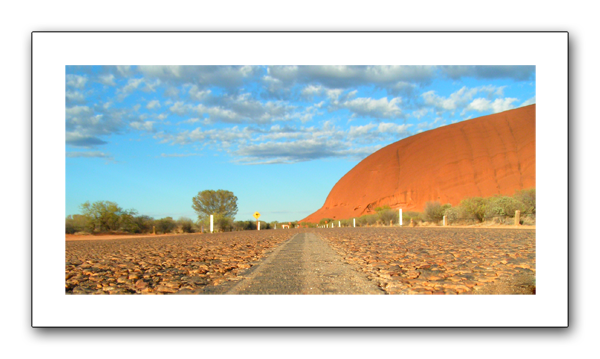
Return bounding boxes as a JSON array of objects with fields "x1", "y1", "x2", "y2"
[{"x1": 301, "y1": 104, "x2": 536, "y2": 223}]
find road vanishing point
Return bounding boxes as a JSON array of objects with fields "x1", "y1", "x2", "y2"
[{"x1": 207, "y1": 232, "x2": 384, "y2": 295}]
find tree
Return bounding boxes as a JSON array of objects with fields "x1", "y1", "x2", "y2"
[
  {"x1": 79, "y1": 200, "x2": 137, "y2": 232},
  {"x1": 192, "y1": 190, "x2": 238, "y2": 221},
  {"x1": 133, "y1": 215, "x2": 155, "y2": 234},
  {"x1": 156, "y1": 217, "x2": 176, "y2": 234},
  {"x1": 65, "y1": 214, "x2": 89, "y2": 234}
]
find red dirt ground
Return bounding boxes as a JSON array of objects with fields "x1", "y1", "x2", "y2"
[{"x1": 302, "y1": 105, "x2": 535, "y2": 223}]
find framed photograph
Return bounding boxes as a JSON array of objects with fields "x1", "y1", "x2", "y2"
[{"x1": 32, "y1": 32, "x2": 568, "y2": 327}]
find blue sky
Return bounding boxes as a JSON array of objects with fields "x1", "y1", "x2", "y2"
[{"x1": 65, "y1": 65, "x2": 535, "y2": 222}]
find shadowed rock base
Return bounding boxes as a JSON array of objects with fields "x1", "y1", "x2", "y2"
[{"x1": 220, "y1": 233, "x2": 384, "y2": 295}]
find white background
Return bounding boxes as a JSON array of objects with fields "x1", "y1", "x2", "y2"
[
  {"x1": 33, "y1": 32, "x2": 566, "y2": 328},
  {"x1": 5, "y1": 0, "x2": 597, "y2": 357}
]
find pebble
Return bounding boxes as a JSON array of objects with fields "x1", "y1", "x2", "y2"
[
  {"x1": 66, "y1": 231, "x2": 292, "y2": 295},
  {"x1": 319, "y1": 227, "x2": 535, "y2": 295}
]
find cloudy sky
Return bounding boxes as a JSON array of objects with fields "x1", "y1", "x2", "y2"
[{"x1": 66, "y1": 65, "x2": 535, "y2": 222}]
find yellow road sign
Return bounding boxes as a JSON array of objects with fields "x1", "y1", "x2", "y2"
[{"x1": 253, "y1": 212, "x2": 261, "y2": 219}]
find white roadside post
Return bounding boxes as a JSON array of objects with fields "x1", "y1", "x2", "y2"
[
  {"x1": 253, "y1": 212, "x2": 261, "y2": 231},
  {"x1": 443, "y1": 215, "x2": 446, "y2": 226},
  {"x1": 399, "y1": 209, "x2": 403, "y2": 226},
  {"x1": 353, "y1": 218, "x2": 356, "y2": 227},
  {"x1": 210, "y1": 215, "x2": 214, "y2": 233},
  {"x1": 339, "y1": 221, "x2": 341, "y2": 228}
]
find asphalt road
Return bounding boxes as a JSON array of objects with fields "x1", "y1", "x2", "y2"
[{"x1": 215, "y1": 232, "x2": 384, "y2": 295}]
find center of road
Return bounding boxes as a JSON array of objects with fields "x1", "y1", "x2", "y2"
[{"x1": 215, "y1": 232, "x2": 384, "y2": 295}]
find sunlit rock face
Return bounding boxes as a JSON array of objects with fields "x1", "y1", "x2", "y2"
[{"x1": 302, "y1": 105, "x2": 535, "y2": 222}]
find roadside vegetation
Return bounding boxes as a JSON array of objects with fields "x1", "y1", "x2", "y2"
[
  {"x1": 316, "y1": 188, "x2": 536, "y2": 227},
  {"x1": 66, "y1": 188, "x2": 535, "y2": 234}
]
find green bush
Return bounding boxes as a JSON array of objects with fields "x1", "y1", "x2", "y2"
[
  {"x1": 156, "y1": 217, "x2": 177, "y2": 234},
  {"x1": 377, "y1": 209, "x2": 397, "y2": 225},
  {"x1": 459, "y1": 197, "x2": 488, "y2": 222},
  {"x1": 485, "y1": 195, "x2": 525, "y2": 219},
  {"x1": 177, "y1": 217, "x2": 195, "y2": 233},
  {"x1": 443, "y1": 206, "x2": 465, "y2": 223},
  {"x1": 65, "y1": 214, "x2": 89, "y2": 234},
  {"x1": 514, "y1": 188, "x2": 536, "y2": 214},
  {"x1": 319, "y1": 218, "x2": 334, "y2": 226},
  {"x1": 401, "y1": 211, "x2": 422, "y2": 226},
  {"x1": 424, "y1": 201, "x2": 451, "y2": 223},
  {"x1": 133, "y1": 215, "x2": 155, "y2": 233},
  {"x1": 215, "y1": 215, "x2": 234, "y2": 232}
]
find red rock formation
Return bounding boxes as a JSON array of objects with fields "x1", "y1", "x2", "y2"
[{"x1": 301, "y1": 105, "x2": 536, "y2": 223}]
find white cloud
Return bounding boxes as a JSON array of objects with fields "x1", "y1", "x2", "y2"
[
  {"x1": 137, "y1": 65, "x2": 258, "y2": 90},
  {"x1": 66, "y1": 105, "x2": 92, "y2": 117},
  {"x1": 521, "y1": 96, "x2": 536, "y2": 106},
  {"x1": 130, "y1": 120, "x2": 155, "y2": 132},
  {"x1": 490, "y1": 98, "x2": 518, "y2": 113},
  {"x1": 195, "y1": 94, "x2": 294, "y2": 125},
  {"x1": 66, "y1": 151, "x2": 113, "y2": 160},
  {"x1": 182, "y1": 118, "x2": 200, "y2": 124},
  {"x1": 340, "y1": 96, "x2": 403, "y2": 119},
  {"x1": 465, "y1": 97, "x2": 519, "y2": 113},
  {"x1": 66, "y1": 74, "x2": 88, "y2": 89},
  {"x1": 268, "y1": 65, "x2": 436, "y2": 89},
  {"x1": 121, "y1": 78, "x2": 144, "y2": 94},
  {"x1": 169, "y1": 101, "x2": 193, "y2": 115},
  {"x1": 116, "y1": 66, "x2": 132, "y2": 77},
  {"x1": 65, "y1": 132, "x2": 108, "y2": 148},
  {"x1": 300, "y1": 84, "x2": 324, "y2": 98},
  {"x1": 189, "y1": 86, "x2": 211, "y2": 101},
  {"x1": 412, "y1": 107, "x2": 429, "y2": 119},
  {"x1": 422, "y1": 85, "x2": 509, "y2": 115},
  {"x1": 143, "y1": 79, "x2": 161, "y2": 92},
  {"x1": 66, "y1": 90, "x2": 86, "y2": 104},
  {"x1": 146, "y1": 100, "x2": 161, "y2": 110},
  {"x1": 441, "y1": 65, "x2": 535, "y2": 81},
  {"x1": 159, "y1": 153, "x2": 202, "y2": 158},
  {"x1": 98, "y1": 74, "x2": 116, "y2": 86}
]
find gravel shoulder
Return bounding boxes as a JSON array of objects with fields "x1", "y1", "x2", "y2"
[{"x1": 66, "y1": 227, "x2": 535, "y2": 295}]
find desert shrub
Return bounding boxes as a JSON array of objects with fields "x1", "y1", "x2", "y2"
[
  {"x1": 401, "y1": 211, "x2": 422, "y2": 226},
  {"x1": 356, "y1": 215, "x2": 368, "y2": 227},
  {"x1": 319, "y1": 218, "x2": 334, "y2": 227},
  {"x1": 375, "y1": 205, "x2": 391, "y2": 212},
  {"x1": 156, "y1": 217, "x2": 177, "y2": 234},
  {"x1": 65, "y1": 214, "x2": 89, "y2": 234},
  {"x1": 514, "y1": 188, "x2": 536, "y2": 214},
  {"x1": 377, "y1": 209, "x2": 397, "y2": 225},
  {"x1": 521, "y1": 214, "x2": 536, "y2": 225},
  {"x1": 364, "y1": 214, "x2": 378, "y2": 226},
  {"x1": 459, "y1": 197, "x2": 488, "y2": 222},
  {"x1": 443, "y1": 206, "x2": 465, "y2": 224},
  {"x1": 118, "y1": 210, "x2": 140, "y2": 233},
  {"x1": 177, "y1": 217, "x2": 195, "y2": 233},
  {"x1": 234, "y1": 220, "x2": 250, "y2": 231},
  {"x1": 424, "y1": 201, "x2": 451, "y2": 223},
  {"x1": 133, "y1": 215, "x2": 155, "y2": 233},
  {"x1": 214, "y1": 215, "x2": 234, "y2": 232},
  {"x1": 485, "y1": 195, "x2": 525, "y2": 219}
]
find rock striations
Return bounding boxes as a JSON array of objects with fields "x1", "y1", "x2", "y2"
[{"x1": 301, "y1": 104, "x2": 535, "y2": 223}]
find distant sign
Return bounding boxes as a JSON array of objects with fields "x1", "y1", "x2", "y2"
[{"x1": 253, "y1": 212, "x2": 261, "y2": 219}]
